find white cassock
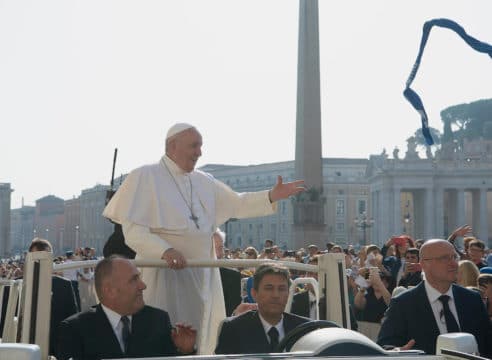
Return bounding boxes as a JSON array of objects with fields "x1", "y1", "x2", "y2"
[{"x1": 103, "y1": 155, "x2": 276, "y2": 354}]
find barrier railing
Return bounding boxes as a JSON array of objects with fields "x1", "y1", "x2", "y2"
[{"x1": 15, "y1": 252, "x2": 350, "y2": 360}]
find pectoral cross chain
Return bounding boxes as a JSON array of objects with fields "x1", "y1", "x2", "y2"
[{"x1": 190, "y1": 214, "x2": 200, "y2": 229}]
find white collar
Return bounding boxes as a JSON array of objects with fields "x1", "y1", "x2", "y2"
[
  {"x1": 424, "y1": 281, "x2": 454, "y2": 304},
  {"x1": 163, "y1": 154, "x2": 187, "y2": 175},
  {"x1": 100, "y1": 303, "x2": 132, "y2": 331},
  {"x1": 258, "y1": 311, "x2": 284, "y2": 333}
]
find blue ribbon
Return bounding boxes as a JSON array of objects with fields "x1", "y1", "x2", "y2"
[{"x1": 404, "y1": 18, "x2": 492, "y2": 145}]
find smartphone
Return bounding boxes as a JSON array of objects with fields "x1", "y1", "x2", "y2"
[{"x1": 393, "y1": 237, "x2": 407, "y2": 246}]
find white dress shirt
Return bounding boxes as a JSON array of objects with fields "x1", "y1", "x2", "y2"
[
  {"x1": 258, "y1": 312, "x2": 285, "y2": 343},
  {"x1": 424, "y1": 281, "x2": 461, "y2": 334},
  {"x1": 101, "y1": 304, "x2": 133, "y2": 353}
]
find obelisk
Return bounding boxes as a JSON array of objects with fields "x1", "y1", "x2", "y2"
[{"x1": 292, "y1": 0, "x2": 325, "y2": 250}]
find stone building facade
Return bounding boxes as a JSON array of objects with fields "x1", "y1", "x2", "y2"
[
  {"x1": 0, "y1": 183, "x2": 13, "y2": 257},
  {"x1": 202, "y1": 157, "x2": 369, "y2": 251},
  {"x1": 10, "y1": 205, "x2": 35, "y2": 254}
]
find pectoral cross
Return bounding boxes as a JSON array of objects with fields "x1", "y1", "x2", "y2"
[{"x1": 190, "y1": 214, "x2": 200, "y2": 229}]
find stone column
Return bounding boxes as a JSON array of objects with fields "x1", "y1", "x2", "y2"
[
  {"x1": 413, "y1": 190, "x2": 424, "y2": 239},
  {"x1": 456, "y1": 188, "x2": 466, "y2": 229},
  {"x1": 393, "y1": 187, "x2": 401, "y2": 234},
  {"x1": 434, "y1": 188, "x2": 445, "y2": 238},
  {"x1": 380, "y1": 187, "x2": 391, "y2": 243},
  {"x1": 424, "y1": 188, "x2": 435, "y2": 238},
  {"x1": 478, "y1": 188, "x2": 489, "y2": 242}
]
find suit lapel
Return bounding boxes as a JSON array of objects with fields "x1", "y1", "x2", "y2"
[
  {"x1": 95, "y1": 305, "x2": 124, "y2": 356},
  {"x1": 249, "y1": 312, "x2": 271, "y2": 352},
  {"x1": 415, "y1": 283, "x2": 440, "y2": 338},
  {"x1": 452, "y1": 285, "x2": 466, "y2": 331}
]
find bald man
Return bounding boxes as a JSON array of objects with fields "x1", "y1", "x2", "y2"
[
  {"x1": 103, "y1": 123, "x2": 305, "y2": 354},
  {"x1": 378, "y1": 239, "x2": 491, "y2": 356}
]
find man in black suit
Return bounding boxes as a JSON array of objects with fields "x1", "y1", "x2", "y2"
[
  {"x1": 57, "y1": 255, "x2": 196, "y2": 360},
  {"x1": 213, "y1": 230, "x2": 242, "y2": 316},
  {"x1": 0, "y1": 238, "x2": 78, "y2": 359},
  {"x1": 378, "y1": 239, "x2": 491, "y2": 357},
  {"x1": 215, "y1": 263, "x2": 309, "y2": 354}
]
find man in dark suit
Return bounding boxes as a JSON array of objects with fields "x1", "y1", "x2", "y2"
[
  {"x1": 57, "y1": 255, "x2": 196, "y2": 360},
  {"x1": 378, "y1": 239, "x2": 491, "y2": 357},
  {"x1": 0, "y1": 238, "x2": 78, "y2": 359},
  {"x1": 215, "y1": 263, "x2": 309, "y2": 354},
  {"x1": 213, "y1": 230, "x2": 242, "y2": 316}
]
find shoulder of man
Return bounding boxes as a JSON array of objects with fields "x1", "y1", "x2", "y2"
[
  {"x1": 284, "y1": 311, "x2": 310, "y2": 323},
  {"x1": 52, "y1": 274, "x2": 72, "y2": 283},
  {"x1": 452, "y1": 283, "x2": 483, "y2": 302},
  {"x1": 61, "y1": 306, "x2": 98, "y2": 325},
  {"x1": 192, "y1": 168, "x2": 216, "y2": 181},
  {"x1": 136, "y1": 305, "x2": 171, "y2": 319},
  {"x1": 223, "y1": 309, "x2": 257, "y2": 325}
]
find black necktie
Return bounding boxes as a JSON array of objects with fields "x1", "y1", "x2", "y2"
[
  {"x1": 268, "y1": 327, "x2": 279, "y2": 352},
  {"x1": 121, "y1": 316, "x2": 131, "y2": 353},
  {"x1": 438, "y1": 295, "x2": 460, "y2": 333}
]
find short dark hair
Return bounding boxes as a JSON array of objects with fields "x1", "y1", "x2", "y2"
[
  {"x1": 29, "y1": 238, "x2": 52, "y2": 253},
  {"x1": 94, "y1": 255, "x2": 128, "y2": 300},
  {"x1": 478, "y1": 273, "x2": 492, "y2": 286},
  {"x1": 469, "y1": 239, "x2": 485, "y2": 251},
  {"x1": 405, "y1": 247, "x2": 420, "y2": 260},
  {"x1": 253, "y1": 263, "x2": 290, "y2": 290}
]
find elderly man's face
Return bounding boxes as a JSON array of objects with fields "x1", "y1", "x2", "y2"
[
  {"x1": 106, "y1": 258, "x2": 147, "y2": 315},
  {"x1": 420, "y1": 241, "x2": 458, "y2": 288},
  {"x1": 213, "y1": 233, "x2": 224, "y2": 259},
  {"x1": 168, "y1": 128, "x2": 202, "y2": 172}
]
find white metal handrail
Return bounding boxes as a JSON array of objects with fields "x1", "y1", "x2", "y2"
[
  {"x1": 22, "y1": 252, "x2": 349, "y2": 360},
  {"x1": 53, "y1": 259, "x2": 318, "y2": 273}
]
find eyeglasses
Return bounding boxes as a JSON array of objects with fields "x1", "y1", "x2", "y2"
[{"x1": 422, "y1": 254, "x2": 459, "y2": 263}]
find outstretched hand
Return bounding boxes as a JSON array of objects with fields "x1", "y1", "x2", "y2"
[
  {"x1": 400, "y1": 339, "x2": 416, "y2": 351},
  {"x1": 171, "y1": 323, "x2": 197, "y2": 354},
  {"x1": 269, "y1": 175, "x2": 305, "y2": 202}
]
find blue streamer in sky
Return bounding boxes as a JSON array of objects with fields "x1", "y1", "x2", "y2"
[{"x1": 404, "y1": 18, "x2": 492, "y2": 146}]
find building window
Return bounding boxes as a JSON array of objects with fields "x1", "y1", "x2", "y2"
[
  {"x1": 336, "y1": 222, "x2": 345, "y2": 232},
  {"x1": 335, "y1": 237, "x2": 346, "y2": 245},
  {"x1": 336, "y1": 199, "x2": 345, "y2": 216},
  {"x1": 358, "y1": 200, "x2": 367, "y2": 215}
]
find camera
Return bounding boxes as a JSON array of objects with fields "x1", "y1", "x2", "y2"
[{"x1": 264, "y1": 247, "x2": 273, "y2": 254}]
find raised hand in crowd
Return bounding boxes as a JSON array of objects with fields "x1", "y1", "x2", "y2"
[{"x1": 447, "y1": 224, "x2": 473, "y2": 243}]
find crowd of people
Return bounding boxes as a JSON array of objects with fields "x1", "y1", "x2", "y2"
[
  {"x1": 2, "y1": 122, "x2": 492, "y2": 359},
  {"x1": 2, "y1": 227, "x2": 492, "y2": 358}
]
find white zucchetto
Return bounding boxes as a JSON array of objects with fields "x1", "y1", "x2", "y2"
[{"x1": 166, "y1": 123, "x2": 195, "y2": 140}]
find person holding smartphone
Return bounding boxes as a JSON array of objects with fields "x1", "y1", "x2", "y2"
[
  {"x1": 354, "y1": 267, "x2": 391, "y2": 323},
  {"x1": 382, "y1": 235, "x2": 415, "y2": 288},
  {"x1": 398, "y1": 248, "x2": 423, "y2": 288}
]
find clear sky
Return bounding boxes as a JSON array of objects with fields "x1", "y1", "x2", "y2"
[{"x1": 1, "y1": 0, "x2": 491, "y2": 209}]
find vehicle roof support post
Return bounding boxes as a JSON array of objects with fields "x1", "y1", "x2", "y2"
[
  {"x1": 318, "y1": 253, "x2": 350, "y2": 329},
  {"x1": 20, "y1": 251, "x2": 52, "y2": 360}
]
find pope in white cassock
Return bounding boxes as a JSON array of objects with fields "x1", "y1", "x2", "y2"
[{"x1": 102, "y1": 123, "x2": 305, "y2": 354}]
